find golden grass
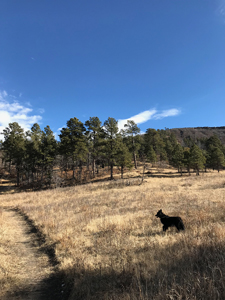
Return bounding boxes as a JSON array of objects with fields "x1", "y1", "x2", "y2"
[
  {"x1": 1, "y1": 168, "x2": 225, "y2": 299},
  {"x1": 0, "y1": 208, "x2": 53, "y2": 299}
]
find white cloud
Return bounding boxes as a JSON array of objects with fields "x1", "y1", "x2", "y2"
[
  {"x1": 57, "y1": 126, "x2": 65, "y2": 132},
  {"x1": 153, "y1": 108, "x2": 180, "y2": 120},
  {"x1": 0, "y1": 90, "x2": 42, "y2": 140},
  {"x1": 118, "y1": 108, "x2": 180, "y2": 131},
  {"x1": 118, "y1": 109, "x2": 157, "y2": 130}
]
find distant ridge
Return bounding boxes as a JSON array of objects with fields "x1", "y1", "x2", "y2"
[{"x1": 168, "y1": 126, "x2": 225, "y2": 145}]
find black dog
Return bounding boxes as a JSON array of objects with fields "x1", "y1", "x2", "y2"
[{"x1": 155, "y1": 209, "x2": 185, "y2": 232}]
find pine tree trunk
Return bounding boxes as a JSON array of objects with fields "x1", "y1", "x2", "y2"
[
  {"x1": 97, "y1": 163, "x2": 99, "y2": 174},
  {"x1": 79, "y1": 166, "x2": 82, "y2": 183},
  {"x1": 92, "y1": 159, "x2": 96, "y2": 178},
  {"x1": 16, "y1": 168, "x2": 20, "y2": 186},
  {"x1": 134, "y1": 152, "x2": 137, "y2": 169},
  {"x1": 72, "y1": 165, "x2": 75, "y2": 179},
  {"x1": 121, "y1": 166, "x2": 124, "y2": 179},
  {"x1": 132, "y1": 136, "x2": 137, "y2": 169},
  {"x1": 110, "y1": 163, "x2": 114, "y2": 180},
  {"x1": 196, "y1": 167, "x2": 199, "y2": 176},
  {"x1": 141, "y1": 162, "x2": 146, "y2": 184}
]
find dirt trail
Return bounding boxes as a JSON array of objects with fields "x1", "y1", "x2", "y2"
[{"x1": 0, "y1": 208, "x2": 67, "y2": 300}]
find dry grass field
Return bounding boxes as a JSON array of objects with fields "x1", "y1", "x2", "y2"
[{"x1": 1, "y1": 168, "x2": 225, "y2": 299}]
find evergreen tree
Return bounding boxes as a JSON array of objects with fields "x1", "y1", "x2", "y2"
[
  {"x1": 183, "y1": 136, "x2": 195, "y2": 148},
  {"x1": 139, "y1": 136, "x2": 157, "y2": 184},
  {"x1": 85, "y1": 117, "x2": 105, "y2": 178},
  {"x1": 164, "y1": 132, "x2": 177, "y2": 164},
  {"x1": 206, "y1": 135, "x2": 224, "y2": 150},
  {"x1": 59, "y1": 118, "x2": 87, "y2": 182},
  {"x1": 183, "y1": 148, "x2": 191, "y2": 175},
  {"x1": 172, "y1": 143, "x2": 184, "y2": 175},
  {"x1": 41, "y1": 125, "x2": 57, "y2": 185},
  {"x1": 144, "y1": 128, "x2": 167, "y2": 162},
  {"x1": 190, "y1": 144, "x2": 206, "y2": 175},
  {"x1": 116, "y1": 140, "x2": 132, "y2": 179},
  {"x1": 1, "y1": 122, "x2": 25, "y2": 186},
  {"x1": 25, "y1": 123, "x2": 43, "y2": 183},
  {"x1": 103, "y1": 117, "x2": 120, "y2": 180},
  {"x1": 122, "y1": 120, "x2": 140, "y2": 169},
  {"x1": 205, "y1": 135, "x2": 225, "y2": 171},
  {"x1": 209, "y1": 146, "x2": 225, "y2": 172},
  {"x1": 146, "y1": 145, "x2": 157, "y2": 165}
]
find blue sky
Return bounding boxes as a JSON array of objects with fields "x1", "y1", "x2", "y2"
[{"x1": 1, "y1": 0, "x2": 225, "y2": 138}]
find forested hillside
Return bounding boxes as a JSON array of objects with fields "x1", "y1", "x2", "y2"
[
  {"x1": 1, "y1": 119, "x2": 225, "y2": 189},
  {"x1": 169, "y1": 126, "x2": 225, "y2": 145}
]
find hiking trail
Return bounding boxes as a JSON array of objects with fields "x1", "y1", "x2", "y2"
[{"x1": 0, "y1": 208, "x2": 68, "y2": 300}]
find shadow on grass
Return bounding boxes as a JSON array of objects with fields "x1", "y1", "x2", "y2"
[
  {"x1": 69, "y1": 241, "x2": 225, "y2": 299},
  {"x1": 4, "y1": 208, "x2": 225, "y2": 299},
  {"x1": 11, "y1": 207, "x2": 60, "y2": 266},
  {"x1": 132, "y1": 230, "x2": 163, "y2": 237},
  {"x1": 4, "y1": 239, "x2": 225, "y2": 299},
  {"x1": 2, "y1": 270, "x2": 71, "y2": 300},
  {"x1": 0, "y1": 184, "x2": 16, "y2": 194}
]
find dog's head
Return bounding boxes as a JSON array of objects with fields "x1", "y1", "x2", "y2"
[{"x1": 155, "y1": 209, "x2": 163, "y2": 218}]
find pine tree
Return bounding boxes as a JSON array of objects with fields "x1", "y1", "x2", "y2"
[
  {"x1": 41, "y1": 125, "x2": 57, "y2": 185},
  {"x1": 172, "y1": 143, "x2": 184, "y2": 175},
  {"x1": 2, "y1": 122, "x2": 25, "y2": 186},
  {"x1": 164, "y1": 132, "x2": 177, "y2": 164},
  {"x1": 205, "y1": 135, "x2": 225, "y2": 171},
  {"x1": 25, "y1": 123, "x2": 43, "y2": 183},
  {"x1": 139, "y1": 137, "x2": 157, "y2": 184},
  {"x1": 116, "y1": 139, "x2": 132, "y2": 179},
  {"x1": 209, "y1": 146, "x2": 225, "y2": 172},
  {"x1": 183, "y1": 148, "x2": 191, "y2": 175},
  {"x1": 190, "y1": 144, "x2": 206, "y2": 175},
  {"x1": 85, "y1": 117, "x2": 105, "y2": 178},
  {"x1": 122, "y1": 120, "x2": 140, "y2": 169},
  {"x1": 146, "y1": 145, "x2": 157, "y2": 165},
  {"x1": 103, "y1": 117, "x2": 120, "y2": 180},
  {"x1": 144, "y1": 128, "x2": 166, "y2": 162},
  {"x1": 59, "y1": 118, "x2": 87, "y2": 183}
]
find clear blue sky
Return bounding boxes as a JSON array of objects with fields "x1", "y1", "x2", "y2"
[{"x1": 1, "y1": 0, "x2": 225, "y2": 138}]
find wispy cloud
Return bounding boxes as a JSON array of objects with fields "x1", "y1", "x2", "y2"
[
  {"x1": 216, "y1": 0, "x2": 225, "y2": 23},
  {"x1": 153, "y1": 108, "x2": 180, "y2": 120},
  {"x1": 118, "y1": 108, "x2": 180, "y2": 130},
  {"x1": 0, "y1": 90, "x2": 42, "y2": 139},
  {"x1": 118, "y1": 109, "x2": 157, "y2": 130},
  {"x1": 38, "y1": 108, "x2": 45, "y2": 114}
]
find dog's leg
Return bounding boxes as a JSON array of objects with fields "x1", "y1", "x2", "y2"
[
  {"x1": 176, "y1": 222, "x2": 184, "y2": 231},
  {"x1": 163, "y1": 225, "x2": 168, "y2": 231},
  {"x1": 177, "y1": 220, "x2": 185, "y2": 231}
]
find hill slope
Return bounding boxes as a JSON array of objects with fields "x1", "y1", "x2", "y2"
[{"x1": 169, "y1": 126, "x2": 225, "y2": 145}]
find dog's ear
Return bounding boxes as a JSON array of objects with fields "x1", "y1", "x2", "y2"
[{"x1": 159, "y1": 209, "x2": 162, "y2": 212}]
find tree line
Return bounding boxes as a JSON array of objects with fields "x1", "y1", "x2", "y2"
[{"x1": 1, "y1": 117, "x2": 225, "y2": 187}]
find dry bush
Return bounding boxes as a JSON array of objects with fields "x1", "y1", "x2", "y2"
[{"x1": 1, "y1": 169, "x2": 225, "y2": 299}]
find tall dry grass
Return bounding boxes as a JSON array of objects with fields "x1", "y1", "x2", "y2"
[{"x1": 1, "y1": 168, "x2": 225, "y2": 299}]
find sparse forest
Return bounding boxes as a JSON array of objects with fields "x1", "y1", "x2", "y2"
[{"x1": 1, "y1": 117, "x2": 225, "y2": 188}]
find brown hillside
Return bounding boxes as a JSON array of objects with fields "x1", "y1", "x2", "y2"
[{"x1": 169, "y1": 126, "x2": 225, "y2": 145}]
